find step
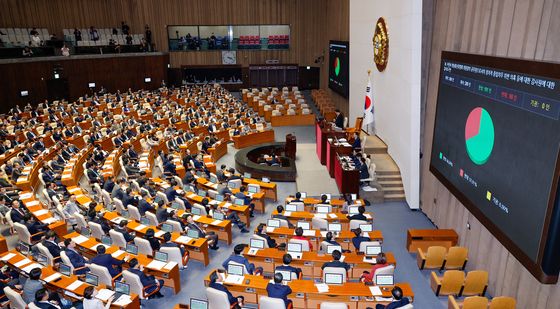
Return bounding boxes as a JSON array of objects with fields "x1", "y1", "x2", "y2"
[
  {"x1": 363, "y1": 135, "x2": 388, "y2": 154},
  {"x1": 377, "y1": 180, "x2": 403, "y2": 187},
  {"x1": 383, "y1": 188, "x2": 405, "y2": 195},
  {"x1": 376, "y1": 170, "x2": 402, "y2": 176},
  {"x1": 384, "y1": 193, "x2": 406, "y2": 202},
  {"x1": 377, "y1": 176, "x2": 402, "y2": 182}
]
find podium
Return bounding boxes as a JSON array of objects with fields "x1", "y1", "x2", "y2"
[
  {"x1": 326, "y1": 138, "x2": 353, "y2": 177},
  {"x1": 334, "y1": 154, "x2": 360, "y2": 195},
  {"x1": 285, "y1": 134, "x2": 296, "y2": 160},
  {"x1": 316, "y1": 120, "x2": 346, "y2": 165}
]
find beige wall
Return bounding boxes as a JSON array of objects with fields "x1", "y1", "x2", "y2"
[{"x1": 421, "y1": 0, "x2": 560, "y2": 307}]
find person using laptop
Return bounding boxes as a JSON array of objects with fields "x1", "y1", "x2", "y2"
[
  {"x1": 127, "y1": 258, "x2": 164, "y2": 298},
  {"x1": 275, "y1": 254, "x2": 302, "y2": 280},
  {"x1": 114, "y1": 220, "x2": 135, "y2": 243},
  {"x1": 351, "y1": 228, "x2": 371, "y2": 251},
  {"x1": 234, "y1": 186, "x2": 254, "y2": 217},
  {"x1": 64, "y1": 239, "x2": 90, "y2": 275},
  {"x1": 222, "y1": 244, "x2": 260, "y2": 275},
  {"x1": 361, "y1": 252, "x2": 388, "y2": 283},
  {"x1": 90, "y1": 245, "x2": 124, "y2": 278},
  {"x1": 375, "y1": 286, "x2": 410, "y2": 309},
  {"x1": 23, "y1": 214, "x2": 48, "y2": 241},
  {"x1": 137, "y1": 191, "x2": 155, "y2": 216},
  {"x1": 347, "y1": 205, "x2": 368, "y2": 221},
  {"x1": 83, "y1": 285, "x2": 114, "y2": 309},
  {"x1": 145, "y1": 228, "x2": 161, "y2": 251},
  {"x1": 208, "y1": 270, "x2": 244, "y2": 309},
  {"x1": 255, "y1": 223, "x2": 282, "y2": 249},
  {"x1": 321, "y1": 250, "x2": 350, "y2": 271},
  {"x1": 291, "y1": 227, "x2": 313, "y2": 251},
  {"x1": 185, "y1": 214, "x2": 219, "y2": 250},
  {"x1": 161, "y1": 232, "x2": 186, "y2": 256},
  {"x1": 266, "y1": 272, "x2": 293, "y2": 308},
  {"x1": 210, "y1": 201, "x2": 249, "y2": 233},
  {"x1": 272, "y1": 205, "x2": 294, "y2": 228}
]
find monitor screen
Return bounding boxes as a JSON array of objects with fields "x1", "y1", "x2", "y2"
[
  {"x1": 101, "y1": 236, "x2": 112, "y2": 246},
  {"x1": 350, "y1": 194, "x2": 357, "y2": 201},
  {"x1": 285, "y1": 204, "x2": 297, "y2": 212},
  {"x1": 234, "y1": 198, "x2": 245, "y2": 206},
  {"x1": 267, "y1": 219, "x2": 280, "y2": 228},
  {"x1": 18, "y1": 242, "x2": 30, "y2": 255},
  {"x1": 191, "y1": 207, "x2": 201, "y2": 215},
  {"x1": 248, "y1": 186, "x2": 258, "y2": 194},
  {"x1": 209, "y1": 176, "x2": 218, "y2": 183},
  {"x1": 262, "y1": 177, "x2": 270, "y2": 183},
  {"x1": 275, "y1": 270, "x2": 293, "y2": 282},
  {"x1": 36, "y1": 253, "x2": 47, "y2": 266},
  {"x1": 115, "y1": 281, "x2": 130, "y2": 295},
  {"x1": 80, "y1": 227, "x2": 91, "y2": 237},
  {"x1": 360, "y1": 224, "x2": 373, "y2": 232},
  {"x1": 20, "y1": 90, "x2": 29, "y2": 97},
  {"x1": 324, "y1": 273, "x2": 343, "y2": 285},
  {"x1": 190, "y1": 298, "x2": 208, "y2": 309},
  {"x1": 300, "y1": 192, "x2": 307, "y2": 199},
  {"x1": 297, "y1": 221, "x2": 310, "y2": 230},
  {"x1": 140, "y1": 217, "x2": 150, "y2": 225},
  {"x1": 144, "y1": 77, "x2": 152, "y2": 83},
  {"x1": 215, "y1": 194, "x2": 224, "y2": 202},
  {"x1": 85, "y1": 273, "x2": 99, "y2": 286},
  {"x1": 154, "y1": 251, "x2": 168, "y2": 262},
  {"x1": 316, "y1": 205, "x2": 330, "y2": 214},
  {"x1": 327, "y1": 245, "x2": 342, "y2": 254},
  {"x1": 171, "y1": 201, "x2": 181, "y2": 209},
  {"x1": 376, "y1": 274, "x2": 394, "y2": 286},
  {"x1": 161, "y1": 223, "x2": 173, "y2": 233},
  {"x1": 328, "y1": 41, "x2": 349, "y2": 98},
  {"x1": 366, "y1": 245, "x2": 382, "y2": 256},
  {"x1": 243, "y1": 172, "x2": 251, "y2": 179},
  {"x1": 59, "y1": 264, "x2": 71, "y2": 276},
  {"x1": 227, "y1": 264, "x2": 243, "y2": 276},
  {"x1": 154, "y1": 195, "x2": 163, "y2": 204},
  {"x1": 328, "y1": 223, "x2": 342, "y2": 232},
  {"x1": 198, "y1": 190, "x2": 207, "y2": 197},
  {"x1": 213, "y1": 212, "x2": 225, "y2": 220},
  {"x1": 187, "y1": 229, "x2": 199, "y2": 239},
  {"x1": 348, "y1": 206, "x2": 359, "y2": 215},
  {"x1": 121, "y1": 210, "x2": 129, "y2": 218},
  {"x1": 126, "y1": 244, "x2": 138, "y2": 255},
  {"x1": 88, "y1": 82, "x2": 96, "y2": 88},
  {"x1": 250, "y1": 238, "x2": 265, "y2": 249},
  {"x1": 287, "y1": 242, "x2": 302, "y2": 253}
]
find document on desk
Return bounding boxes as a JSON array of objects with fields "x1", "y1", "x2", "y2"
[
  {"x1": 222, "y1": 202, "x2": 232, "y2": 209},
  {"x1": 369, "y1": 286, "x2": 382, "y2": 296},
  {"x1": 339, "y1": 255, "x2": 346, "y2": 262},
  {"x1": 283, "y1": 211, "x2": 292, "y2": 217},
  {"x1": 155, "y1": 230, "x2": 165, "y2": 238},
  {"x1": 187, "y1": 193, "x2": 197, "y2": 199},
  {"x1": 314, "y1": 213, "x2": 327, "y2": 219},
  {"x1": 363, "y1": 257, "x2": 377, "y2": 264},
  {"x1": 133, "y1": 224, "x2": 147, "y2": 231},
  {"x1": 147, "y1": 260, "x2": 167, "y2": 270},
  {"x1": 72, "y1": 235, "x2": 89, "y2": 245},
  {"x1": 19, "y1": 192, "x2": 34, "y2": 199},
  {"x1": 22, "y1": 263, "x2": 43, "y2": 273},
  {"x1": 111, "y1": 250, "x2": 124, "y2": 258},
  {"x1": 164, "y1": 261, "x2": 178, "y2": 270},
  {"x1": 364, "y1": 214, "x2": 372, "y2": 219},
  {"x1": 328, "y1": 213, "x2": 338, "y2": 219},
  {"x1": 315, "y1": 283, "x2": 329, "y2": 293},
  {"x1": 320, "y1": 231, "x2": 329, "y2": 238},
  {"x1": 26, "y1": 200, "x2": 40, "y2": 207},
  {"x1": 0, "y1": 253, "x2": 15, "y2": 261},
  {"x1": 175, "y1": 236, "x2": 192, "y2": 243},
  {"x1": 95, "y1": 289, "x2": 115, "y2": 301},
  {"x1": 211, "y1": 220, "x2": 223, "y2": 225},
  {"x1": 14, "y1": 258, "x2": 32, "y2": 268},
  {"x1": 363, "y1": 232, "x2": 370, "y2": 238},
  {"x1": 90, "y1": 243, "x2": 109, "y2": 250},
  {"x1": 224, "y1": 275, "x2": 244, "y2": 285},
  {"x1": 33, "y1": 209, "x2": 49, "y2": 216},
  {"x1": 375, "y1": 296, "x2": 394, "y2": 302},
  {"x1": 44, "y1": 273, "x2": 62, "y2": 283},
  {"x1": 113, "y1": 295, "x2": 132, "y2": 306},
  {"x1": 265, "y1": 227, "x2": 275, "y2": 233},
  {"x1": 209, "y1": 200, "x2": 220, "y2": 205},
  {"x1": 42, "y1": 217, "x2": 57, "y2": 225},
  {"x1": 193, "y1": 215, "x2": 201, "y2": 221},
  {"x1": 64, "y1": 280, "x2": 83, "y2": 291}
]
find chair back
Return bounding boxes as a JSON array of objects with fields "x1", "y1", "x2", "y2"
[
  {"x1": 13, "y1": 222, "x2": 32, "y2": 244},
  {"x1": 192, "y1": 203, "x2": 207, "y2": 216},
  {"x1": 206, "y1": 287, "x2": 231, "y2": 309},
  {"x1": 89, "y1": 263, "x2": 114, "y2": 287},
  {"x1": 113, "y1": 198, "x2": 125, "y2": 214},
  {"x1": 287, "y1": 202, "x2": 304, "y2": 211},
  {"x1": 173, "y1": 176, "x2": 183, "y2": 187},
  {"x1": 101, "y1": 190, "x2": 113, "y2": 210},
  {"x1": 173, "y1": 198, "x2": 187, "y2": 210},
  {"x1": 440, "y1": 270, "x2": 465, "y2": 295},
  {"x1": 314, "y1": 204, "x2": 332, "y2": 213},
  {"x1": 359, "y1": 241, "x2": 381, "y2": 253},
  {"x1": 5, "y1": 210, "x2": 14, "y2": 228},
  {"x1": 462, "y1": 296, "x2": 489, "y2": 309},
  {"x1": 312, "y1": 217, "x2": 328, "y2": 230},
  {"x1": 462, "y1": 270, "x2": 488, "y2": 296},
  {"x1": 489, "y1": 296, "x2": 516, "y2": 309},
  {"x1": 320, "y1": 302, "x2": 348, "y2": 309},
  {"x1": 122, "y1": 270, "x2": 147, "y2": 299},
  {"x1": 259, "y1": 296, "x2": 286, "y2": 309},
  {"x1": 109, "y1": 229, "x2": 128, "y2": 248},
  {"x1": 425, "y1": 246, "x2": 447, "y2": 269},
  {"x1": 4, "y1": 286, "x2": 26, "y2": 308},
  {"x1": 165, "y1": 220, "x2": 183, "y2": 233},
  {"x1": 289, "y1": 239, "x2": 310, "y2": 252},
  {"x1": 36, "y1": 243, "x2": 55, "y2": 266},
  {"x1": 349, "y1": 219, "x2": 369, "y2": 230},
  {"x1": 160, "y1": 246, "x2": 186, "y2": 269},
  {"x1": 59, "y1": 251, "x2": 75, "y2": 273},
  {"x1": 445, "y1": 246, "x2": 468, "y2": 270},
  {"x1": 372, "y1": 265, "x2": 395, "y2": 284},
  {"x1": 156, "y1": 192, "x2": 169, "y2": 204},
  {"x1": 146, "y1": 212, "x2": 159, "y2": 226},
  {"x1": 134, "y1": 237, "x2": 153, "y2": 256},
  {"x1": 322, "y1": 267, "x2": 347, "y2": 283},
  {"x1": 227, "y1": 179, "x2": 242, "y2": 189},
  {"x1": 88, "y1": 222, "x2": 106, "y2": 240},
  {"x1": 128, "y1": 205, "x2": 142, "y2": 221}
]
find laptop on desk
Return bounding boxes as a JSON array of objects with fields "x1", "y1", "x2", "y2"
[
  {"x1": 225, "y1": 264, "x2": 244, "y2": 284},
  {"x1": 248, "y1": 238, "x2": 264, "y2": 255},
  {"x1": 85, "y1": 272, "x2": 99, "y2": 286},
  {"x1": 114, "y1": 281, "x2": 130, "y2": 301},
  {"x1": 287, "y1": 242, "x2": 303, "y2": 259}
]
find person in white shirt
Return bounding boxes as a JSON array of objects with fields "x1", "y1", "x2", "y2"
[
  {"x1": 61, "y1": 44, "x2": 70, "y2": 56},
  {"x1": 83, "y1": 286, "x2": 114, "y2": 309},
  {"x1": 31, "y1": 34, "x2": 41, "y2": 47},
  {"x1": 62, "y1": 195, "x2": 80, "y2": 226}
]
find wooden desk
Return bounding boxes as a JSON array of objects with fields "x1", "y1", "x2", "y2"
[
  {"x1": 232, "y1": 130, "x2": 275, "y2": 149},
  {"x1": 204, "y1": 272, "x2": 414, "y2": 309},
  {"x1": 195, "y1": 177, "x2": 266, "y2": 215},
  {"x1": 271, "y1": 114, "x2": 315, "y2": 127},
  {"x1": 19, "y1": 193, "x2": 68, "y2": 237},
  {"x1": 406, "y1": 229, "x2": 459, "y2": 252},
  {"x1": 334, "y1": 155, "x2": 360, "y2": 195},
  {"x1": 0, "y1": 236, "x2": 8, "y2": 254},
  {"x1": 270, "y1": 210, "x2": 373, "y2": 231},
  {"x1": 316, "y1": 121, "x2": 347, "y2": 165},
  {"x1": 61, "y1": 146, "x2": 93, "y2": 187},
  {"x1": 243, "y1": 247, "x2": 396, "y2": 279},
  {"x1": 243, "y1": 178, "x2": 277, "y2": 201},
  {"x1": 208, "y1": 140, "x2": 228, "y2": 162},
  {"x1": 327, "y1": 139, "x2": 353, "y2": 177},
  {"x1": 264, "y1": 227, "x2": 383, "y2": 251}
]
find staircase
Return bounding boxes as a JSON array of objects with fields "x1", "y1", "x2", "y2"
[{"x1": 363, "y1": 135, "x2": 406, "y2": 202}]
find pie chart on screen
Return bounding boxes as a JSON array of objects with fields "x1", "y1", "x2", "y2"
[
  {"x1": 465, "y1": 107, "x2": 495, "y2": 165},
  {"x1": 334, "y1": 57, "x2": 341, "y2": 76}
]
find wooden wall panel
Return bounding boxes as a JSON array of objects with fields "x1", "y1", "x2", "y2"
[{"x1": 421, "y1": 0, "x2": 560, "y2": 306}]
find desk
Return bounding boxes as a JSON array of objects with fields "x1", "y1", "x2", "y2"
[
  {"x1": 204, "y1": 272, "x2": 414, "y2": 309},
  {"x1": 61, "y1": 146, "x2": 93, "y2": 187},
  {"x1": 208, "y1": 140, "x2": 228, "y2": 162},
  {"x1": 285, "y1": 197, "x2": 367, "y2": 213},
  {"x1": 243, "y1": 178, "x2": 277, "y2": 201},
  {"x1": 327, "y1": 139, "x2": 353, "y2": 177},
  {"x1": 271, "y1": 210, "x2": 373, "y2": 231},
  {"x1": 0, "y1": 236, "x2": 8, "y2": 254},
  {"x1": 334, "y1": 155, "x2": 360, "y2": 195},
  {"x1": 271, "y1": 114, "x2": 315, "y2": 127},
  {"x1": 19, "y1": 193, "x2": 68, "y2": 237},
  {"x1": 196, "y1": 177, "x2": 266, "y2": 215},
  {"x1": 406, "y1": 229, "x2": 459, "y2": 252},
  {"x1": 264, "y1": 227, "x2": 382, "y2": 251},
  {"x1": 316, "y1": 121, "x2": 346, "y2": 165},
  {"x1": 232, "y1": 130, "x2": 275, "y2": 149}
]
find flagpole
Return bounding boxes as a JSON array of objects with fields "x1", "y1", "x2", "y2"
[{"x1": 367, "y1": 70, "x2": 371, "y2": 135}]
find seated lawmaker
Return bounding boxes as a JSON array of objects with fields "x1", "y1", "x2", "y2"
[
  {"x1": 64, "y1": 239, "x2": 89, "y2": 275},
  {"x1": 127, "y1": 258, "x2": 164, "y2": 298},
  {"x1": 351, "y1": 132, "x2": 361, "y2": 149},
  {"x1": 266, "y1": 272, "x2": 293, "y2": 308},
  {"x1": 222, "y1": 244, "x2": 257, "y2": 275},
  {"x1": 24, "y1": 214, "x2": 48, "y2": 241},
  {"x1": 275, "y1": 254, "x2": 302, "y2": 280},
  {"x1": 42, "y1": 231, "x2": 62, "y2": 260},
  {"x1": 376, "y1": 286, "x2": 410, "y2": 309},
  {"x1": 291, "y1": 227, "x2": 313, "y2": 251},
  {"x1": 208, "y1": 270, "x2": 244, "y2": 309},
  {"x1": 359, "y1": 157, "x2": 370, "y2": 180},
  {"x1": 361, "y1": 252, "x2": 388, "y2": 283},
  {"x1": 255, "y1": 224, "x2": 278, "y2": 248},
  {"x1": 161, "y1": 232, "x2": 186, "y2": 256},
  {"x1": 115, "y1": 220, "x2": 135, "y2": 242},
  {"x1": 351, "y1": 228, "x2": 371, "y2": 251},
  {"x1": 272, "y1": 205, "x2": 294, "y2": 228},
  {"x1": 91, "y1": 245, "x2": 124, "y2": 278},
  {"x1": 321, "y1": 250, "x2": 350, "y2": 272},
  {"x1": 347, "y1": 205, "x2": 368, "y2": 221}
]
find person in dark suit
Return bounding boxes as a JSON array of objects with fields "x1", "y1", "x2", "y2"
[
  {"x1": 334, "y1": 109, "x2": 344, "y2": 128},
  {"x1": 186, "y1": 214, "x2": 219, "y2": 250},
  {"x1": 42, "y1": 231, "x2": 62, "y2": 260},
  {"x1": 351, "y1": 228, "x2": 371, "y2": 251},
  {"x1": 208, "y1": 270, "x2": 244, "y2": 308},
  {"x1": 137, "y1": 193, "x2": 155, "y2": 216},
  {"x1": 321, "y1": 250, "x2": 351, "y2": 271},
  {"x1": 275, "y1": 254, "x2": 302, "y2": 280},
  {"x1": 145, "y1": 228, "x2": 161, "y2": 252},
  {"x1": 63, "y1": 239, "x2": 89, "y2": 275},
  {"x1": 272, "y1": 205, "x2": 295, "y2": 228},
  {"x1": 127, "y1": 258, "x2": 163, "y2": 298},
  {"x1": 376, "y1": 286, "x2": 410, "y2": 309},
  {"x1": 24, "y1": 214, "x2": 48, "y2": 241},
  {"x1": 103, "y1": 176, "x2": 115, "y2": 193},
  {"x1": 222, "y1": 244, "x2": 256, "y2": 275},
  {"x1": 90, "y1": 245, "x2": 124, "y2": 277},
  {"x1": 163, "y1": 156, "x2": 177, "y2": 175},
  {"x1": 347, "y1": 205, "x2": 368, "y2": 221},
  {"x1": 86, "y1": 163, "x2": 102, "y2": 184},
  {"x1": 115, "y1": 220, "x2": 135, "y2": 243},
  {"x1": 291, "y1": 192, "x2": 303, "y2": 203},
  {"x1": 161, "y1": 232, "x2": 185, "y2": 256},
  {"x1": 9, "y1": 200, "x2": 26, "y2": 223},
  {"x1": 121, "y1": 188, "x2": 136, "y2": 207},
  {"x1": 255, "y1": 224, "x2": 278, "y2": 248},
  {"x1": 266, "y1": 272, "x2": 293, "y2": 308},
  {"x1": 156, "y1": 201, "x2": 170, "y2": 223},
  {"x1": 112, "y1": 179, "x2": 126, "y2": 200},
  {"x1": 33, "y1": 289, "x2": 59, "y2": 309}
]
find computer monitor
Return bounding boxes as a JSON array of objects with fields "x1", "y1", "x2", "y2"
[
  {"x1": 187, "y1": 229, "x2": 199, "y2": 239},
  {"x1": 366, "y1": 245, "x2": 382, "y2": 256},
  {"x1": 215, "y1": 194, "x2": 224, "y2": 202},
  {"x1": 376, "y1": 274, "x2": 394, "y2": 286},
  {"x1": 250, "y1": 238, "x2": 265, "y2": 249},
  {"x1": 190, "y1": 298, "x2": 208, "y2": 309},
  {"x1": 262, "y1": 177, "x2": 270, "y2": 183},
  {"x1": 126, "y1": 244, "x2": 138, "y2": 255},
  {"x1": 171, "y1": 201, "x2": 182, "y2": 209},
  {"x1": 121, "y1": 210, "x2": 129, "y2": 218},
  {"x1": 234, "y1": 198, "x2": 245, "y2": 206},
  {"x1": 209, "y1": 176, "x2": 218, "y2": 183},
  {"x1": 328, "y1": 223, "x2": 342, "y2": 232},
  {"x1": 183, "y1": 185, "x2": 193, "y2": 192},
  {"x1": 101, "y1": 236, "x2": 112, "y2": 246},
  {"x1": 297, "y1": 221, "x2": 310, "y2": 230},
  {"x1": 85, "y1": 273, "x2": 99, "y2": 286},
  {"x1": 350, "y1": 194, "x2": 357, "y2": 201},
  {"x1": 18, "y1": 242, "x2": 30, "y2": 256},
  {"x1": 196, "y1": 171, "x2": 203, "y2": 177},
  {"x1": 227, "y1": 263, "x2": 244, "y2": 277},
  {"x1": 300, "y1": 192, "x2": 307, "y2": 199},
  {"x1": 348, "y1": 206, "x2": 360, "y2": 215},
  {"x1": 191, "y1": 207, "x2": 201, "y2": 215},
  {"x1": 213, "y1": 212, "x2": 225, "y2": 221},
  {"x1": 115, "y1": 281, "x2": 130, "y2": 295},
  {"x1": 154, "y1": 195, "x2": 163, "y2": 204},
  {"x1": 285, "y1": 204, "x2": 297, "y2": 212},
  {"x1": 88, "y1": 82, "x2": 96, "y2": 88},
  {"x1": 198, "y1": 190, "x2": 207, "y2": 197},
  {"x1": 248, "y1": 186, "x2": 258, "y2": 194},
  {"x1": 243, "y1": 172, "x2": 251, "y2": 179},
  {"x1": 275, "y1": 270, "x2": 293, "y2": 282},
  {"x1": 80, "y1": 227, "x2": 91, "y2": 237},
  {"x1": 36, "y1": 253, "x2": 47, "y2": 266},
  {"x1": 140, "y1": 217, "x2": 150, "y2": 225},
  {"x1": 287, "y1": 242, "x2": 302, "y2": 253},
  {"x1": 59, "y1": 264, "x2": 71, "y2": 277},
  {"x1": 324, "y1": 273, "x2": 343, "y2": 285},
  {"x1": 161, "y1": 223, "x2": 173, "y2": 233},
  {"x1": 20, "y1": 90, "x2": 29, "y2": 97},
  {"x1": 144, "y1": 77, "x2": 152, "y2": 83},
  {"x1": 154, "y1": 251, "x2": 168, "y2": 262},
  {"x1": 327, "y1": 245, "x2": 342, "y2": 255},
  {"x1": 267, "y1": 219, "x2": 280, "y2": 228},
  {"x1": 360, "y1": 224, "x2": 373, "y2": 232},
  {"x1": 316, "y1": 205, "x2": 330, "y2": 214}
]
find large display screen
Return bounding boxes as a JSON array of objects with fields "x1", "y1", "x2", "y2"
[
  {"x1": 430, "y1": 52, "x2": 560, "y2": 272},
  {"x1": 328, "y1": 41, "x2": 349, "y2": 98}
]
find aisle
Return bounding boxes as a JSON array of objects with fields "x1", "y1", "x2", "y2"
[{"x1": 295, "y1": 143, "x2": 339, "y2": 196}]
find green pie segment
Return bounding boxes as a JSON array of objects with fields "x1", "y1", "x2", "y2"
[
  {"x1": 334, "y1": 57, "x2": 340, "y2": 76},
  {"x1": 465, "y1": 107, "x2": 495, "y2": 165}
]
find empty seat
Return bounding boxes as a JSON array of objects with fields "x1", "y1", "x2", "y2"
[
  {"x1": 444, "y1": 246, "x2": 468, "y2": 270},
  {"x1": 417, "y1": 246, "x2": 446, "y2": 270},
  {"x1": 430, "y1": 270, "x2": 465, "y2": 296},
  {"x1": 489, "y1": 296, "x2": 516, "y2": 309},
  {"x1": 448, "y1": 295, "x2": 488, "y2": 309},
  {"x1": 462, "y1": 270, "x2": 488, "y2": 297}
]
